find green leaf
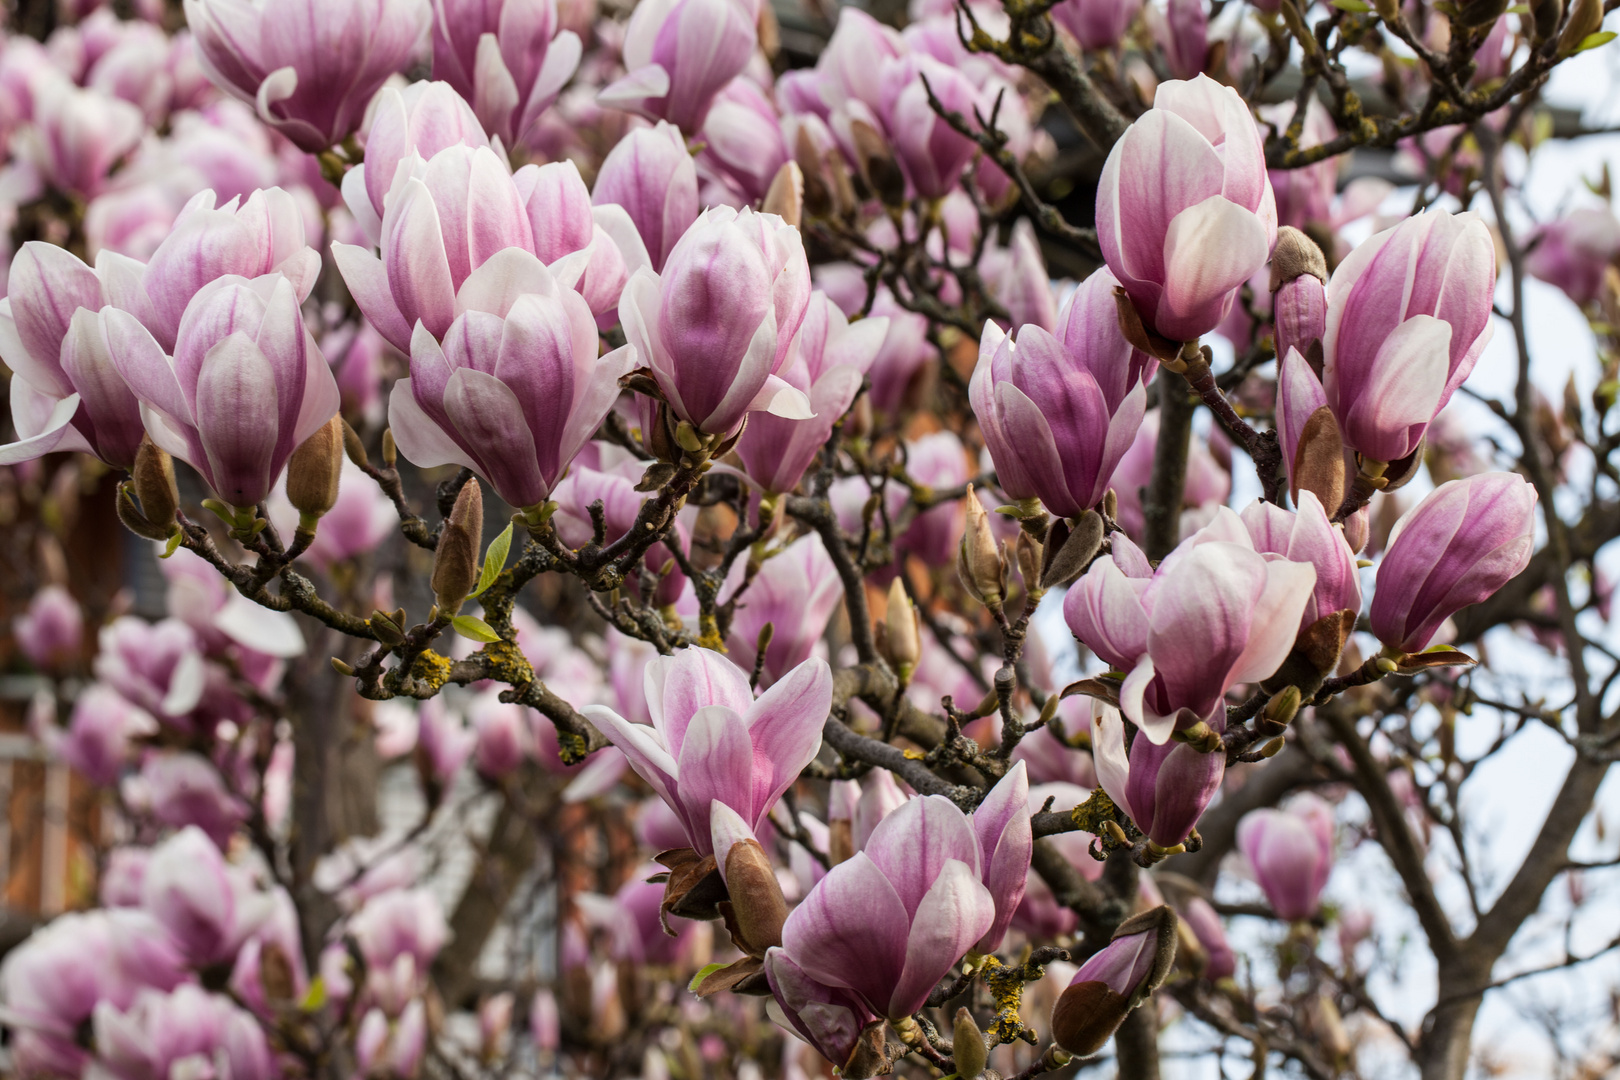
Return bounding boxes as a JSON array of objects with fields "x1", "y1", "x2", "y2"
[
  {"x1": 1575, "y1": 30, "x2": 1618, "y2": 53},
  {"x1": 471, "y1": 522, "x2": 514, "y2": 597},
  {"x1": 299, "y1": 977, "x2": 327, "y2": 1012},
  {"x1": 451, "y1": 614, "x2": 502, "y2": 643},
  {"x1": 1331, "y1": 0, "x2": 1373, "y2": 11},
  {"x1": 1506, "y1": 3, "x2": 1529, "y2": 11},
  {"x1": 689, "y1": 963, "x2": 728, "y2": 993},
  {"x1": 160, "y1": 531, "x2": 183, "y2": 559}
]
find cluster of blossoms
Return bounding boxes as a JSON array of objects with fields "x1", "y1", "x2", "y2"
[{"x1": 0, "y1": 0, "x2": 1604, "y2": 1075}]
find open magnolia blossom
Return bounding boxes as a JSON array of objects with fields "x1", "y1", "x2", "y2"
[
  {"x1": 0, "y1": 3, "x2": 1601, "y2": 1079},
  {"x1": 581, "y1": 647, "x2": 833, "y2": 856},
  {"x1": 1065, "y1": 508, "x2": 1317, "y2": 743}
]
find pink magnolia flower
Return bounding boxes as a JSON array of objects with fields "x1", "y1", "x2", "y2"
[
  {"x1": 430, "y1": 0, "x2": 583, "y2": 148},
  {"x1": 1053, "y1": 0, "x2": 1144, "y2": 50},
  {"x1": 767, "y1": 793, "x2": 995, "y2": 1026},
  {"x1": 1097, "y1": 74, "x2": 1277, "y2": 344},
  {"x1": 877, "y1": 54, "x2": 980, "y2": 200},
  {"x1": 1525, "y1": 206, "x2": 1620, "y2": 308},
  {"x1": 1012, "y1": 782, "x2": 1096, "y2": 940},
  {"x1": 344, "y1": 81, "x2": 490, "y2": 246},
  {"x1": 598, "y1": 0, "x2": 757, "y2": 134},
  {"x1": 895, "y1": 430, "x2": 971, "y2": 569},
  {"x1": 94, "y1": 617, "x2": 207, "y2": 728},
  {"x1": 183, "y1": 0, "x2": 432, "y2": 152},
  {"x1": 973, "y1": 267, "x2": 1152, "y2": 519},
  {"x1": 14, "y1": 585, "x2": 82, "y2": 670},
  {"x1": 1240, "y1": 492, "x2": 1363, "y2": 631},
  {"x1": 971, "y1": 760, "x2": 1033, "y2": 953},
  {"x1": 109, "y1": 273, "x2": 340, "y2": 509},
  {"x1": 95, "y1": 984, "x2": 277, "y2": 1080},
  {"x1": 619, "y1": 205, "x2": 813, "y2": 437},
  {"x1": 0, "y1": 910, "x2": 188, "y2": 1077},
  {"x1": 867, "y1": 289, "x2": 935, "y2": 415},
  {"x1": 469, "y1": 692, "x2": 533, "y2": 778},
  {"x1": 1091, "y1": 702, "x2": 1223, "y2": 846},
  {"x1": 1321, "y1": 209, "x2": 1496, "y2": 465},
  {"x1": 419, "y1": 698, "x2": 477, "y2": 785},
  {"x1": 981, "y1": 219, "x2": 1057, "y2": 334},
  {"x1": 85, "y1": 18, "x2": 177, "y2": 124},
  {"x1": 1106, "y1": 408, "x2": 1230, "y2": 542},
  {"x1": 1050, "y1": 906, "x2": 1174, "y2": 1054},
  {"x1": 762, "y1": 952, "x2": 882, "y2": 1073},
  {"x1": 388, "y1": 259, "x2": 635, "y2": 512},
  {"x1": 734, "y1": 291, "x2": 886, "y2": 495},
  {"x1": 1273, "y1": 258, "x2": 1327, "y2": 373},
  {"x1": 700, "y1": 77, "x2": 790, "y2": 203},
  {"x1": 591, "y1": 120, "x2": 699, "y2": 272},
  {"x1": 723, "y1": 533, "x2": 843, "y2": 688},
  {"x1": 106, "y1": 187, "x2": 322, "y2": 352},
  {"x1": 814, "y1": 7, "x2": 905, "y2": 117},
  {"x1": 581, "y1": 646, "x2": 833, "y2": 856},
  {"x1": 14, "y1": 74, "x2": 143, "y2": 198},
  {"x1": 1064, "y1": 510, "x2": 1316, "y2": 743},
  {"x1": 336, "y1": 145, "x2": 637, "y2": 351},
  {"x1": 131, "y1": 754, "x2": 247, "y2": 850},
  {"x1": 140, "y1": 825, "x2": 273, "y2": 967},
  {"x1": 1158, "y1": 0, "x2": 1208, "y2": 79},
  {"x1": 47, "y1": 685, "x2": 157, "y2": 786},
  {"x1": 0, "y1": 243, "x2": 146, "y2": 469},
  {"x1": 1237, "y1": 793, "x2": 1335, "y2": 919},
  {"x1": 1370, "y1": 472, "x2": 1537, "y2": 653},
  {"x1": 578, "y1": 873, "x2": 706, "y2": 965},
  {"x1": 349, "y1": 888, "x2": 449, "y2": 1013}
]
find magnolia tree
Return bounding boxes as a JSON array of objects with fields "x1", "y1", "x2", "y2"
[{"x1": 0, "y1": 0, "x2": 1616, "y2": 1076}]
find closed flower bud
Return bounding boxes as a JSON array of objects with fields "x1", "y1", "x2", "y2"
[
  {"x1": 1270, "y1": 226, "x2": 1329, "y2": 293},
  {"x1": 763, "y1": 161, "x2": 805, "y2": 229},
  {"x1": 341, "y1": 418, "x2": 369, "y2": 469},
  {"x1": 1051, "y1": 906, "x2": 1178, "y2": 1056},
  {"x1": 880, "y1": 577, "x2": 921, "y2": 677},
  {"x1": 1016, "y1": 531, "x2": 1043, "y2": 594},
  {"x1": 433, "y1": 480, "x2": 484, "y2": 613},
  {"x1": 1528, "y1": 0, "x2": 1563, "y2": 45},
  {"x1": 1262, "y1": 685, "x2": 1302, "y2": 731},
  {"x1": 720, "y1": 829, "x2": 789, "y2": 956},
  {"x1": 1557, "y1": 0, "x2": 1602, "y2": 55},
  {"x1": 369, "y1": 611, "x2": 406, "y2": 647},
  {"x1": 286, "y1": 415, "x2": 344, "y2": 525},
  {"x1": 132, "y1": 436, "x2": 179, "y2": 535},
  {"x1": 952, "y1": 1008, "x2": 987, "y2": 1079},
  {"x1": 958, "y1": 486, "x2": 1006, "y2": 608}
]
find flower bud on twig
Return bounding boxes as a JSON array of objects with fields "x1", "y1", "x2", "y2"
[
  {"x1": 877, "y1": 577, "x2": 921, "y2": 681},
  {"x1": 952, "y1": 1008, "x2": 987, "y2": 1079},
  {"x1": 1051, "y1": 906, "x2": 1178, "y2": 1056},
  {"x1": 433, "y1": 480, "x2": 484, "y2": 614},
  {"x1": 958, "y1": 487, "x2": 1006, "y2": 609},
  {"x1": 286, "y1": 415, "x2": 344, "y2": 527},
  {"x1": 121, "y1": 436, "x2": 181, "y2": 540}
]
